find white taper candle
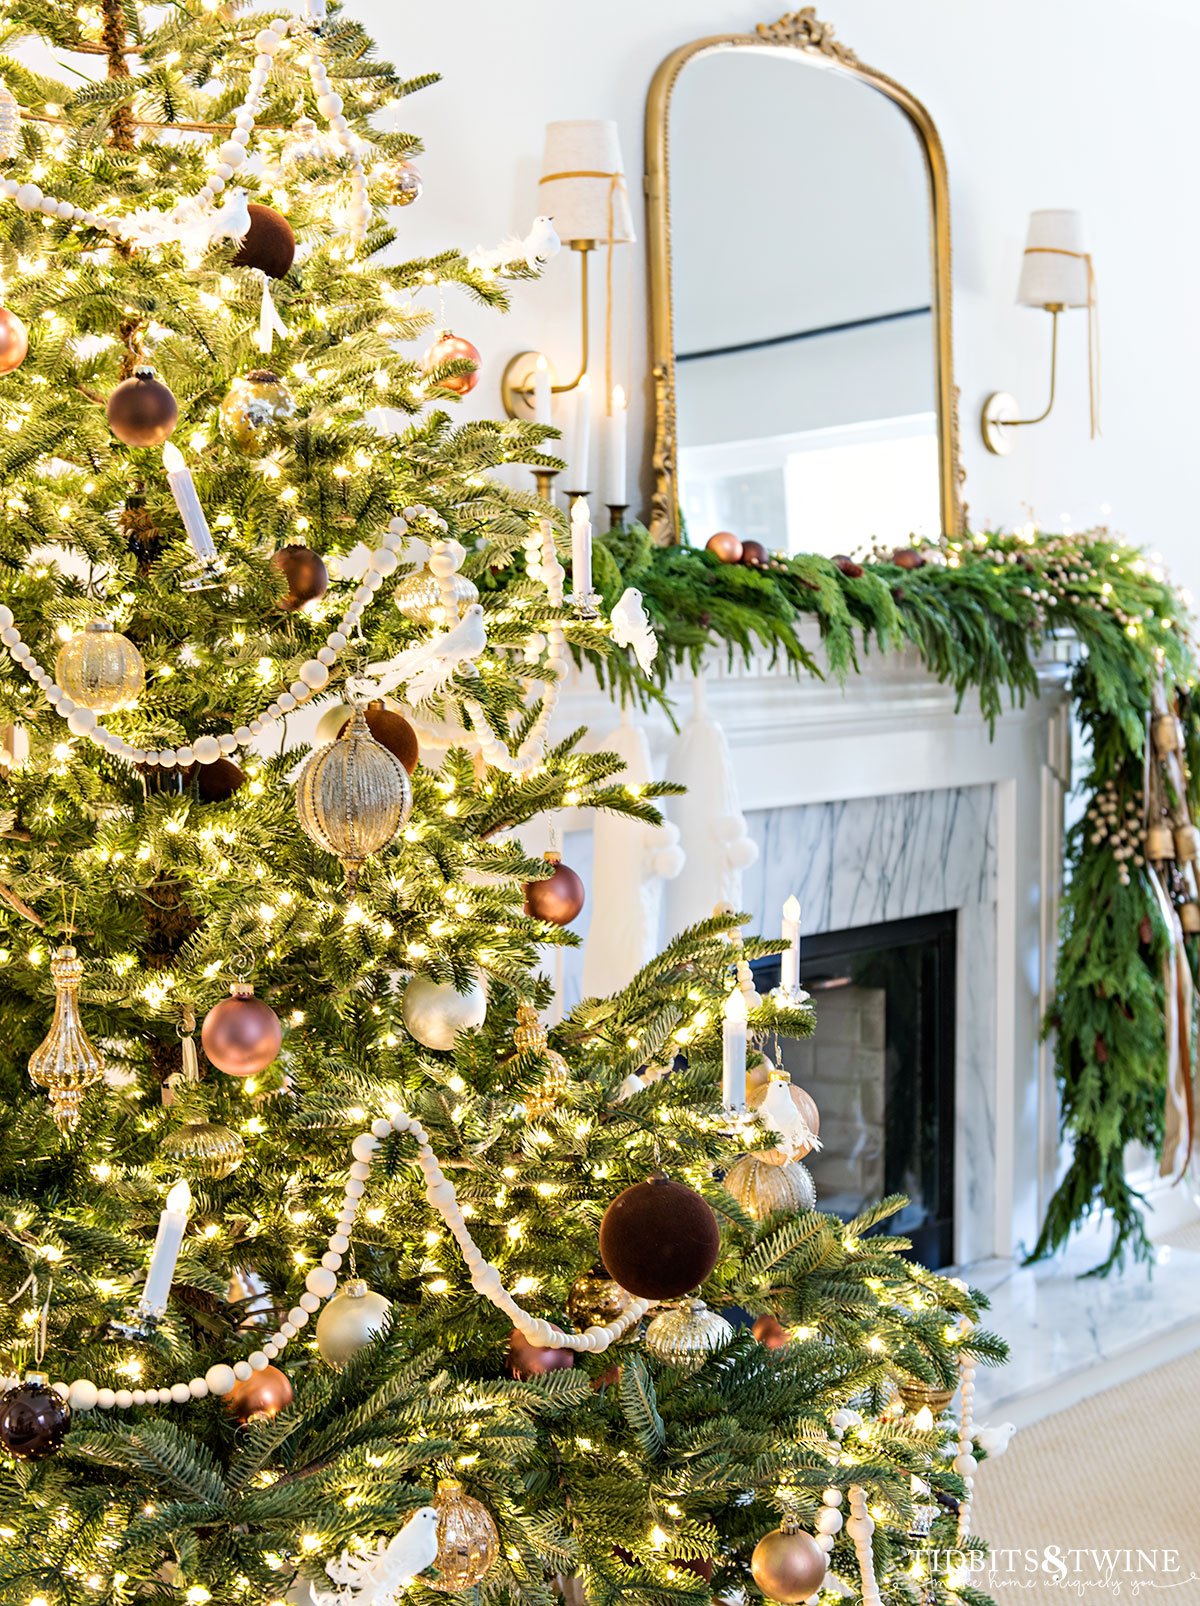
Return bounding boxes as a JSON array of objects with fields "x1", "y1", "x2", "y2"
[
  {"x1": 781, "y1": 893, "x2": 801, "y2": 993},
  {"x1": 141, "y1": 1180, "x2": 192, "y2": 1317},
  {"x1": 571, "y1": 496, "x2": 593, "y2": 601},
  {"x1": 162, "y1": 443, "x2": 217, "y2": 561},
  {"x1": 722, "y1": 987, "x2": 748, "y2": 1114},
  {"x1": 605, "y1": 384, "x2": 627, "y2": 505},
  {"x1": 568, "y1": 373, "x2": 591, "y2": 488},
  {"x1": 533, "y1": 354, "x2": 552, "y2": 428}
]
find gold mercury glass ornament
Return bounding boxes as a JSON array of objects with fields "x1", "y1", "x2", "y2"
[
  {"x1": 513, "y1": 1003, "x2": 570, "y2": 1117},
  {"x1": 159, "y1": 1118, "x2": 245, "y2": 1180},
  {"x1": 55, "y1": 621, "x2": 145, "y2": 714},
  {"x1": 218, "y1": 369, "x2": 296, "y2": 456},
  {"x1": 429, "y1": 1477, "x2": 499, "y2": 1593},
  {"x1": 724, "y1": 1151, "x2": 816, "y2": 1219},
  {"x1": 567, "y1": 1264, "x2": 634, "y2": 1331},
  {"x1": 27, "y1": 945, "x2": 106, "y2": 1131},
  {"x1": 295, "y1": 706, "x2": 413, "y2": 883},
  {"x1": 892, "y1": 1372, "x2": 957, "y2": 1416},
  {"x1": 394, "y1": 565, "x2": 479, "y2": 628},
  {"x1": 643, "y1": 1297, "x2": 734, "y2": 1370}
]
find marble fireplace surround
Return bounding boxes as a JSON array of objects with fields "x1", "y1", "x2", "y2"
[{"x1": 551, "y1": 623, "x2": 1077, "y2": 1268}]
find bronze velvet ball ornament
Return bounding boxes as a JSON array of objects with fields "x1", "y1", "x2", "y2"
[
  {"x1": 224, "y1": 1364, "x2": 294, "y2": 1423},
  {"x1": 107, "y1": 367, "x2": 178, "y2": 447},
  {"x1": 705, "y1": 530, "x2": 743, "y2": 564},
  {"x1": 523, "y1": 852, "x2": 585, "y2": 926},
  {"x1": 750, "y1": 1527, "x2": 827, "y2": 1602},
  {"x1": 337, "y1": 700, "x2": 419, "y2": 775},
  {"x1": 741, "y1": 539, "x2": 769, "y2": 569},
  {"x1": 507, "y1": 1328, "x2": 575, "y2": 1379},
  {"x1": 271, "y1": 543, "x2": 328, "y2": 611},
  {"x1": 201, "y1": 982, "x2": 283, "y2": 1078},
  {"x1": 194, "y1": 755, "x2": 247, "y2": 803},
  {"x1": 599, "y1": 1176, "x2": 720, "y2": 1300},
  {"x1": 233, "y1": 203, "x2": 296, "y2": 278},
  {"x1": 0, "y1": 1374, "x2": 70, "y2": 1459},
  {"x1": 0, "y1": 305, "x2": 29, "y2": 375}
]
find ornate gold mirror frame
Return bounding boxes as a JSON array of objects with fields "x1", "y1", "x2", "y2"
[{"x1": 645, "y1": 8, "x2": 963, "y2": 546}]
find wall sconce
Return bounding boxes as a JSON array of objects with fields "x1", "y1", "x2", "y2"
[
  {"x1": 501, "y1": 119, "x2": 635, "y2": 423},
  {"x1": 981, "y1": 209, "x2": 1099, "y2": 455}
]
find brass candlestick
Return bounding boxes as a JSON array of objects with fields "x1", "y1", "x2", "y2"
[
  {"x1": 533, "y1": 467, "x2": 560, "y2": 502},
  {"x1": 607, "y1": 503, "x2": 629, "y2": 531}
]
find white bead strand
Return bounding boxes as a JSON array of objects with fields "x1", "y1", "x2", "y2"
[
  {"x1": 304, "y1": 43, "x2": 371, "y2": 250},
  {"x1": 955, "y1": 1327, "x2": 979, "y2": 1544},
  {"x1": 846, "y1": 1485, "x2": 882, "y2": 1606}
]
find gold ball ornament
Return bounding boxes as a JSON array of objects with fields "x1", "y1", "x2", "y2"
[
  {"x1": 315, "y1": 1280, "x2": 393, "y2": 1369},
  {"x1": 296, "y1": 707, "x2": 413, "y2": 880},
  {"x1": 394, "y1": 565, "x2": 479, "y2": 627},
  {"x1": 55, "y1": 621, "x2": 145, "y2": 714},
  {"x1": 643, "y1": 1297, "x2": 733, "y2": 1370},
  {"x1": 750, "y1": 1527, "x2": 828, "y2": 1603},
  {"x1": 0, "y1": 306, "x2": 29, "y2": 375},
  {"x1": 402, "y1": 972, "x2": 488, "y2": 1051},
  {"x1": 430, "y1": 1478, "x2": 499, "y2": 1593},
  {"x1": 27, "y1": 945, "x2": 106, "y2": 1132},
  {"x1": 567, "y1": 1264, "x2": 634, "y2": 1331},
  {"x1": 512, "y1": 1002, "x2": 570, "y2": 1116},
  {"x1": 892, "y1": 1372, "x2": 956, "y2": 1416},
  {"x1": 385, "y1": 159, "x2": 423, "y2": 207},
  {"x1": 725, "y1": 1152, "x2": 816, "y2": 1218},
  {"x1": 219, "y1": 369, "x2": 296, "y2": 456},
  {"x1": 159, "y1": 1118, "x2": 245, "y2": 1180}
]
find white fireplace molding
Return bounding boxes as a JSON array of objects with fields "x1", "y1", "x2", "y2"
[{"x1": 552, "y1": 625, "x2": 1077, "y2": 1265}]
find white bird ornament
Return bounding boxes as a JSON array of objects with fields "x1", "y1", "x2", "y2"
[
  {"x1": 310, "y1": 1506, "x2": 441, "y2": 1606},
  {"x1": 469, "y1": 215, "x2": 561, "y2": 274},
  {"x1": 610, "y1": 587, "x2": 659, "y2": 675},
  {"x1": 361, "y1": 604, "x2": 488, "y2": 704}
]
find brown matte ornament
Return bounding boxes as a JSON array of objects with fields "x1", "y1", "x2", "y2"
[
  {"x1": 422, "y1": 330, "x2": 481, "y2": 396},
  {"x1": 748, "y1": 1076, "x2": 820, "y2": 1163},
  {"x1": 892, "y1": 547, "x2": 926, "y2": 570},
  {"x1": 224, "y1": 1363, "x2": 294, "y2": 1423},
  {"x1": 201, "y1": 982, "x2": 283, "y2": 1078},
  {"x1": 430, "y1": 1478, "x2": 499, "y2": 1593},
  {"x1": 523, "y1": 853, "x2": 585, "y2": 925},
  {"x1": 0, "y1": 306, "x2": 29, "y2": 375},
  {"x1": 741, "y1": 539, "x2": 769, "y2": 569},
  {"x1": 232, "y1": 203, "x2": 296, "y2": 278},
  {"x1": 599, "y1": 1176, "x2": 720, "y2": 1300},
  {"x1": 750, "y1": 1527, "x2": 827, "y2": 1602},
  {"x1": 194, "y1": 756, "x2": 247, "y2": 803},
  {"x1": 106, "y1": 368, "x2": 178, "y2": 447},
  {"x1": 271, "y1": 544, "x2": 328, "y2": 611},
  {"x1": 507, "y1": 1328, "x2": 575, "y2": 1378},
  {"x1": 337, "y1": 700, "x2": 419, "y2": 775},
  {"x1": 752, "y1": 1312, "x2": 790, "y2": 1349},
  {"x1": 706, "y1": 530, "x2": 743, "y2": 564}
]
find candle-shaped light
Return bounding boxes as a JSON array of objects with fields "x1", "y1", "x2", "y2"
[
  {"x1": 722, "y1": 986, "x2": 749, "y2": 1114},
  {"x1": 781, "y1": 893, "x2": 802, "y2": 993},
  {"x1": 532, "y1": 353, "x2": 552, "y2": 428},
  {"x1": 141, "y1": 1179, "x2": 192, "y2": 1317},
  {"x1": 571, "y1": 495, "x2": 593, "y2": 601},
  {"x1": 568, "y1": 372, "x2": 591, "y2": 488},
  {"x1": 605, "y1": 383, "x2": 627, "y2": 506},
  {"x1": 162, "y1": 443, "x2": 217, "y2": 561}
]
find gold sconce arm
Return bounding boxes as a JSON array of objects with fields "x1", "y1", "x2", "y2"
[
  {"x1": 981, "y1": 305, "x2": 1064, "y2": 454},
  {"x1": 501, "y1": 243, "x2": 593, "y2": 419}
]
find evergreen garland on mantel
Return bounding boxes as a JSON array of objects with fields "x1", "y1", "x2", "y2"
[{"x1": 568, "y1": 523, "x2": 1198, "y2": 1274}]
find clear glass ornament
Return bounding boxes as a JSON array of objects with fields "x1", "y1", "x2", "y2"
[
  {"x1": 430, "y1": 1478, "x2": 499, "y2": 1593},
  {"x1": 394, "y1": 566, "x2": 479, "y2": 627},
  {"x1": 643, "y1": 1297, "x2": 734, "y2": 1370},
  {"x1": 54, "y1": 621, "x2": 145, "y2": 713}
]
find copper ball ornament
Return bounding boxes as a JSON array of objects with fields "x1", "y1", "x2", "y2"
[
  {"x1": 271, "y1": 543, "x2": 328, "y2": 611},
  {"x1": 422, "y1": 330, "x2": 481, "y2": 396},
  {"x1": 0, "y1": 1374, "x2": 70, "y2": 1459},
  {"x1": 567, "y1": 1265, "x2": 634, "y2": 1331},
  {"x1": 106, "y1": 367, "x2": 178, "y2": 447},
  {"x1": 892, "y1": 546, "x2": 927, "y2": 570},
  {"x1": 232, "y1": 202, "x2": 296, "y2": 278},
  {"x1": 430, "y1": 1478, "x2": 500, "y2": 1593},
  {"x1": 386, "y1": 159, "x2": 423, "y2": 207},
  {"x1": 0, "y1": 306, "x2": 29, "y2": 375},
  {"x1": 55, "y1": 621, "x2": 145, "y2": 713},
  {"x1": 750, "y1": 1527, "x2": 827, "y2": 1602},
  {"x1": 833, "y1": 554, "x2": 865, "y2": 578},
  {"x1": 599, "y1": 1176, "x2": 720, "y2": 1301},
  {"x1": 337, "y1": 700, "x2": 419, "y2": 775},
  {"x1": 315, "y1": 1280, "x2": 392, "y2": 1369},
  {"x1": 705, "y1": 530, "x2": 743, "y2": 564},
  {"x1": 224, "y1": 1364, "x2": 293, "y2": 1423},
  {"x1": 194, "y1": 755, "x2": 247, "y2": 803},
  {"x1": 752, "y1": 1313, "x2": 790, "y2": 1349},
  {"x1": 201, "y1": 982, "x2": 283, "y2": 1078},
  {"x1": 523, "y1": 853, "x2": 585, "y2": 926},
  {"x1": 219, "y1": 369, "x2": 296, "y2": 456},
  {"x1": 741, "y1": 539, "x2": 769, "y2": 569},
  {"x1": 507, "y1": 1328, "x2": 576, "y2": 1379}
]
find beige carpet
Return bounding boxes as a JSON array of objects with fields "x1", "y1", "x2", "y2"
[{"x1": 971, "y1": 1345, "x2": 1200, "y2": 1599}]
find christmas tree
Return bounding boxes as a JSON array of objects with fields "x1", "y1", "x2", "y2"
[{"x1": 0, "y1": 4, "x2": 1004, "y2": 1604}]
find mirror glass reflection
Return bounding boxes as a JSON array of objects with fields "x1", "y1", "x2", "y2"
[{"x1": 670, "y1": 50, "x2": 939, "y2": 553}]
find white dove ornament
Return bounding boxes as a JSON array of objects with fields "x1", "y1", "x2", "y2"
[
  {"x1": 313, "y1": 1505, "x2": 440, "y2": 1606},
  {"x1": 610, "y1": 587, "x2": 658, "y2": 675},
  {"x1": 364, "y1": 604, "x2": 488, "y2": 703},
  {"x1": 758, "y1": 1074, "x2": 822, "y2": 1162}
]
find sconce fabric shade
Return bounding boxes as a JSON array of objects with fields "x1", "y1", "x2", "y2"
[
  {"x1": 539, "y1": 120, "x2": 636, "y2": 246},
  {"x1": 1016, "y1": 209, "x2": 1091, "y2": 308}
]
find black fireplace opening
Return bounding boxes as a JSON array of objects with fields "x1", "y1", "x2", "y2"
[{"x1": 751, "y1": 910, "x2": 957, "y2": 1268}]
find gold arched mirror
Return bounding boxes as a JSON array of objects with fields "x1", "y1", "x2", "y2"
[{"x1": 646, "y1": 8, "x2": 963, "y2": 549}]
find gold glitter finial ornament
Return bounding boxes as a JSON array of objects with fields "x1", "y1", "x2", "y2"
[
  {"x1": 429, "y1": 1478, "x2": 499, "y2": 1593},
  {"x1": 295, "y1": 705, "x2": 412, "y2": 882},
  {"x1": 513, "y1": 1003, "x2": 570, "y2": 1117},
  {"x1": 159, "y1": 1118, "x2": 245, "y2": 1180},
  {"x1": 27, "y1": 945, "x2": 106, "y2": 1131}
]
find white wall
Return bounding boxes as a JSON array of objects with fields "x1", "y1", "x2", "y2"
[{"x1": 361, "y1": 0, "x2": 1198, "y2": 597}]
